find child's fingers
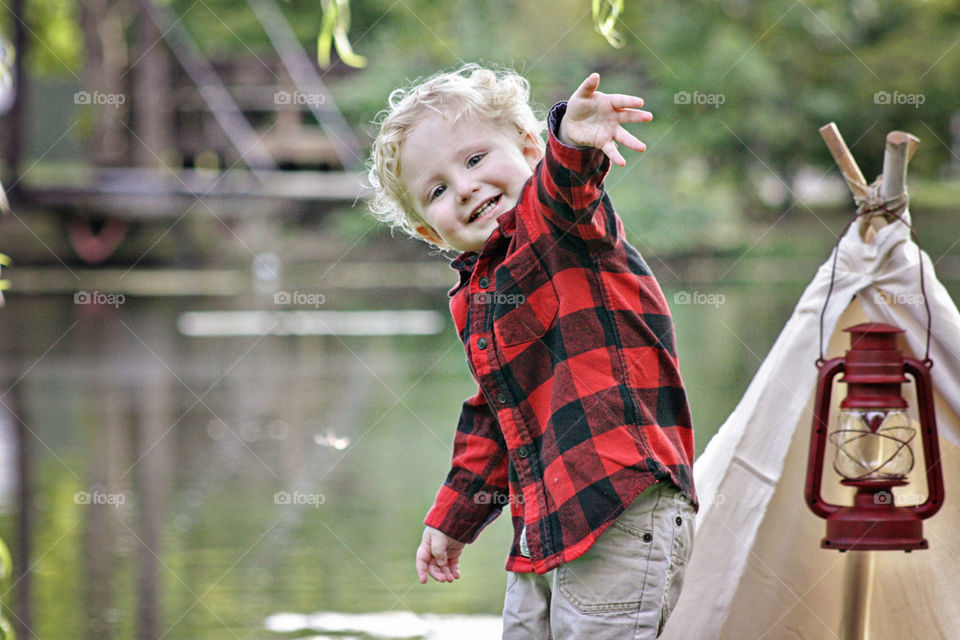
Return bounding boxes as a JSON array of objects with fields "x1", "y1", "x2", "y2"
[
  {"x1": 442, "y1": 563, "x2": 457, "y2": 581},
  {"x1": 601, "y1": 141, "x2": 626, "y2": 167},
  {"x1": 428, "y1": 562, "x2": 451, "y2": 582},
  {"x1": 609, "y1": 94, "x2": 646, "y2": 110},
  {"x1": 435, "y1": 559, "x2": 459, "y2": 582},
  {"x1": 416, "y1": 542, "x2": 434, "y2": 583},
  {"x1": 573, "y1": 72, "x2": 601, "y2": 99},
  {"x1": 447, "y1": 555, "x2": 461, "y2": 579},
  {"x1": 618, "y1": 108, "x2": 653, "y2": 123},
  {"x1": 430, "y1": 536, "x2": 448, "y2": 568},
  {"x1": 417, "y1": 530, "x2": 463, "y2": 584},
  {"x1": 616, "y1": 127, "x2": 647, "y2": 153},
  {"x1": 600, "y1": 130, "x2": 647, "y2": 166}
]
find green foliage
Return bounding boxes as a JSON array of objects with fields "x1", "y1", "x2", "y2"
[
  {"x1": 164, "y1": 0, "x2": 321, "y2": 58},
  {"x1": 0, "y1": 475, "x2": 11, "y2": 639},
  {"x1": 0, "y1": 254, "x2": 9, "y2": 308},
  {"x1": 18, "y1": 0, "x2": 83, "y2": 76},
  {"x1": 17, "y1": 0, "x2": 960, "y2": 251},
  {"x1": 323, "y1": 0, "x2": 960, "y2": 251},
  {"x1": 0, "y1": 536, "x2": 10, "y2": 582}
]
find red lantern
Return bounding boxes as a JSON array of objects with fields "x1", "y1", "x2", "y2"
[{"x1": 805, "y1": 323, "x2": 944, "y2": 551}]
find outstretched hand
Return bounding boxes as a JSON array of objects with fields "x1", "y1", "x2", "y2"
[
  {"x1": 559, "y1": 73, "x2": 653, "y2": 167},
  {"x1": 416, "y1": 526, "x2": 466, "y2": 584}
]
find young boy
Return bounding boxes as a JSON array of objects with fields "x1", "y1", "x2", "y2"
[{"x1": 368, "y1": 64, "x2": 696, "y2": 639}]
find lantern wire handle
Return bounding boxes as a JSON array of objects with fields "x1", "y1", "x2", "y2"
[{"x1": 818, "y1": 205, "x2": 933, "y2": 365}]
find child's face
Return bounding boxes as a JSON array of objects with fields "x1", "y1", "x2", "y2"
[{"x1": 400, "y1": 111, "x2": 542, "y2": 253}]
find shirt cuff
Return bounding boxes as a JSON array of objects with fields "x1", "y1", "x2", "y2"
[{"x1": 424, "y1": 484, "x2": 501, "y2": 543}]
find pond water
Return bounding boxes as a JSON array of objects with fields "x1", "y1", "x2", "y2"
[{"x1": 1, "y1": 234, "x2": 957, "y2": 638}]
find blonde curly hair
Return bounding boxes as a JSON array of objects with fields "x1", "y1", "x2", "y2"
[{"x1": 367, "y1": 63, "x2": 546, "y2": 242}]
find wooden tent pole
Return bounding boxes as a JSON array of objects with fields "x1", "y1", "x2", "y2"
[
  {"x1": 841, "y1": 551, "x2": 875, "y2": 640},
  {"x1": 868, "y1": 131, "x2": 920, "y2": 232},
  {"x1": 820, "y1": 124, "x2": 920, "y2": 237},
  {"x1": 819, "y1": 123, "x2": 869, "y2": 201},
  {"x1": 881, "y1": 131, "x2": 921, "y2": 204}
]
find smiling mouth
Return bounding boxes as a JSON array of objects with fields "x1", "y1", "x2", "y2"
[{"x1": 469, "y1": 195, "x2": 501, "y2": 223}]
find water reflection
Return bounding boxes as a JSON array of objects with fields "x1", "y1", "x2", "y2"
[{"x1": 2, "y1": 275, "x2": 944, "y2": 638}]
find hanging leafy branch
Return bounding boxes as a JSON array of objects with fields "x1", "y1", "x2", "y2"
[
  {"x1": 317, "y1": 0, "x2": 366, "y2": 68},
  {"x1": 593, "y1": 0, "x2": 625, "y2": 48},
  {"x1": 0, "y1": 510, "x2": 13, "y2": 638},
  {"x1": 0, "y1": 254, "x2": 9, "y2": 309},
  {"x1": 316, "y1": 0, "x2": 628, "y2": 69}
]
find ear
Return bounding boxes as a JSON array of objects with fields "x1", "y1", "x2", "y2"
[
  {"x1": 414, "y1": 224, "x2": 445, "y2": 247},
  {"x1": 521, "y1": 132, "x2": 544, "y2": 171}
]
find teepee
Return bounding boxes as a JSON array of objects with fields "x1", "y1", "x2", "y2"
[{"x1": 661, "y1": 126, "x2": 960, "y2": 639}]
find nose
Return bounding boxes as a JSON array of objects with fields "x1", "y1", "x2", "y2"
[{"x1": 452, "y1": 172, "x2": 478, "y2": 203}]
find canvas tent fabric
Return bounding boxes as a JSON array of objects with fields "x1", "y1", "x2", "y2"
[{"x1": 660, "y1": 210, "x2": 960, "y2": 639}]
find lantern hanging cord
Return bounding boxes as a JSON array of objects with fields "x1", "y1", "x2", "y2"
[{"x1": 818, "y1": 185, "x2": 933, "y2": 365}]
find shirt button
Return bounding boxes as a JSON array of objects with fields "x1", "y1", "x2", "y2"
[
  {"x1": 642, "y1": 532, "x2": 653, "y2": 543},
  {"x1": 516, "y1": 445, "x2": 530, "y2": 458},
  {"x1": 477, "y1": 337, "x2": 487, "y2": 350},
  {"x1": 496, "y1": 392, "x2": 507, "y2": 404},
  {"x1": 478, "y1": 276, "x2": 490, "y2": 288},
  {"x1": 676, "y1": 516, "x2": 683, "y2": 527}
]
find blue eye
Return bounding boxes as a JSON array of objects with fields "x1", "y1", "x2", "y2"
[
  {"x1": 429, "y1": 185, "x2": 446, "y2": 200},
  {"x1": 467, "y1": 153, "x2": 484, "y2": 167}
]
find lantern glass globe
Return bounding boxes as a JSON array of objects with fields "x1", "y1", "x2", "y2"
[{"x1": 831, "y1": 409, "x2": 915, "y2": 480}]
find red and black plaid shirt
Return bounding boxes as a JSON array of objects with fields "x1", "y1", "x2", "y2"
[{"x1": 424, "y1": 103, "x2": 696, "y2": 574}]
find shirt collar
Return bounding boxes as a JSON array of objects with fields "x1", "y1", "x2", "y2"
[
  {"x1": 450, "y1": 252, "x2": 478, "y2": 273},
  {"x1": 496, "y1": 206, "x2": 517, "y2": 236},
  {"x1": 447, "y1": 208, "x2": 517, "y2": 296}
]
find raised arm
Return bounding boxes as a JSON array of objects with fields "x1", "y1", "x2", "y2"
[{"x1": 530, "y1": 73, "x2": 653, "y2": 243}]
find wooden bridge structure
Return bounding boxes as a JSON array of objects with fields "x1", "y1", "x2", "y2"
[{"x1": 2, "y1": 0, "x2": 368, "y2": 265}]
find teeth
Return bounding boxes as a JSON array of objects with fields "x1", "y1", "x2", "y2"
[{"x1": 471, "y1": 197, "x2": 497, "y2": 222}]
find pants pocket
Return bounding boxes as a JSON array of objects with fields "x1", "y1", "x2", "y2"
[
  {"x1": 555, "y1": 483, "x2": 673, "y2": 617},
  {"x1": 659, "y1": 502, "x2": 695, "y2": 631},
  {"x1": 557, "y1": 519, "x2": 656, "y2": 614}
]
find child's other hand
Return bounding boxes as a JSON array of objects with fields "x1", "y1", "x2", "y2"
[
  {"x1": 416, "y1": 526, "x2": 466, "y2": 584},
  {"x1": 559, "y1": 72, "x2": 653, "y2": 167}
]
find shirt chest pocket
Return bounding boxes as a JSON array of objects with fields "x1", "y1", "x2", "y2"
[{"x1": 492, "y1": 248, "x2": 559, "y2": 346}]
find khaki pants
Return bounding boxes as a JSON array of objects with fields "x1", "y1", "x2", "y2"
[{"x1": 502, "y1": 482, "x2": 695, "y2": 640}]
